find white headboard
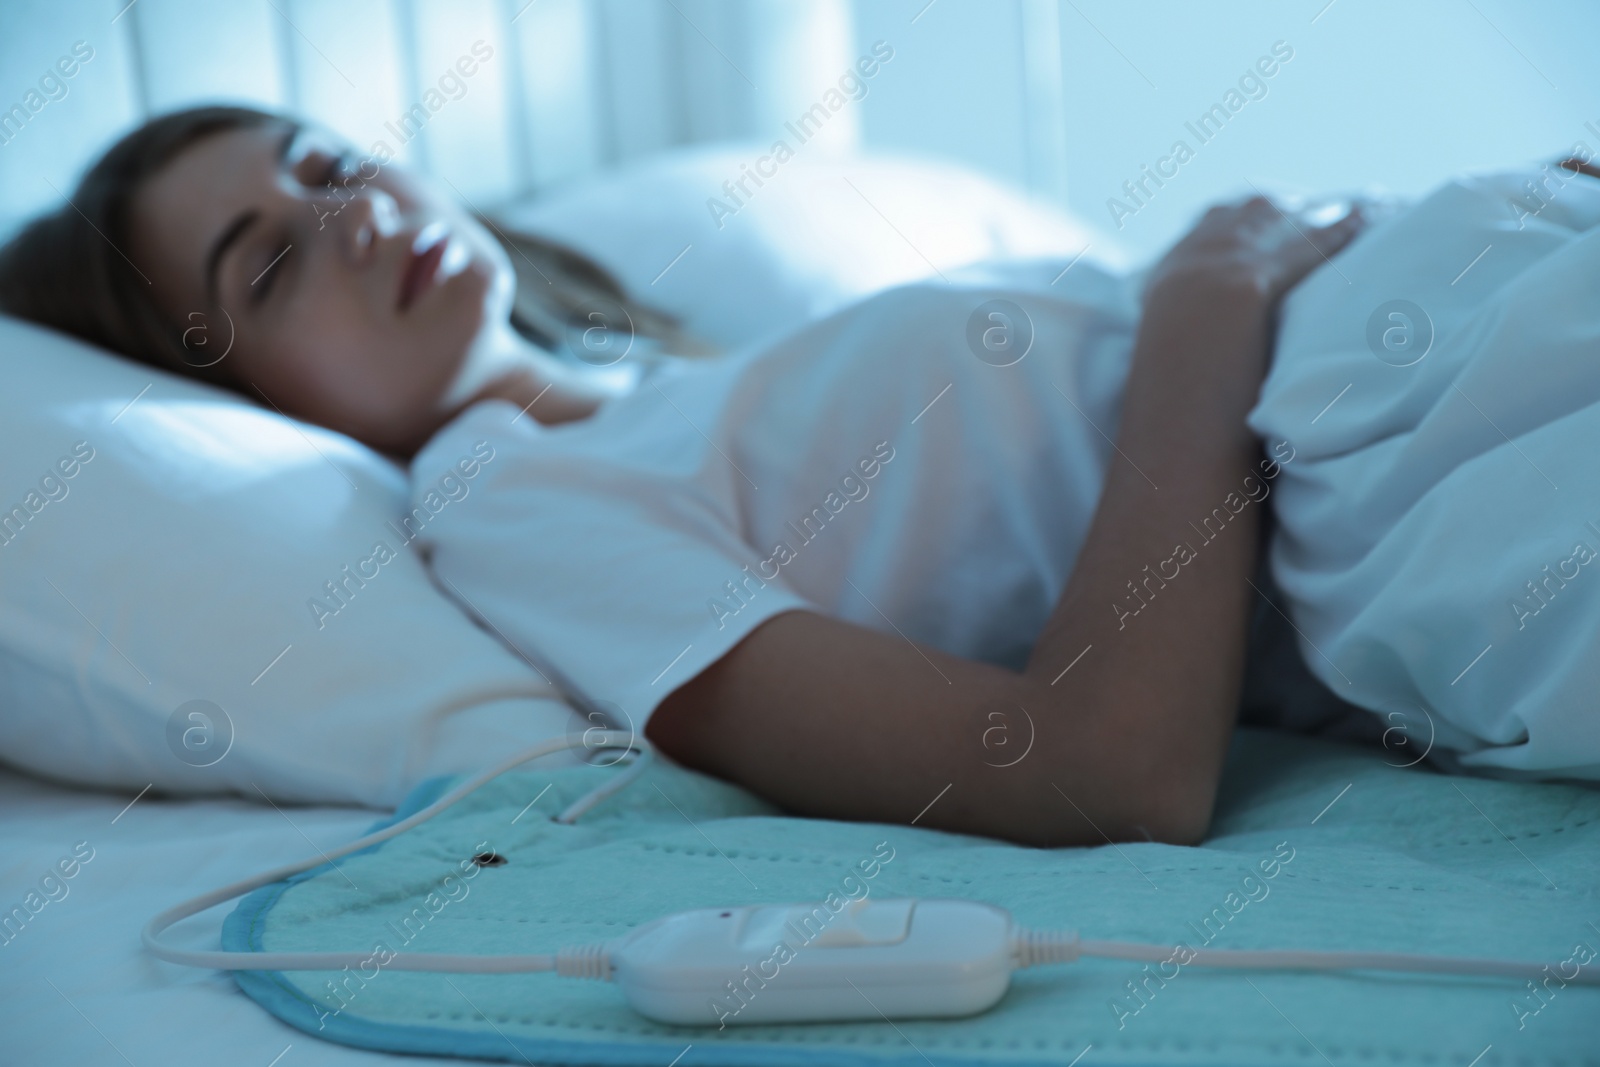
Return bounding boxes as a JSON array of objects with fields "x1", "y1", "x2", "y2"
[{"x1": 0, "y1": 0, "x2": 874, "y2": 239}]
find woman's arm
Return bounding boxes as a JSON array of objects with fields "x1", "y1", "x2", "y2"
[{"x1": 645, "y1": 197, "x2": 1365, "y2": 848}]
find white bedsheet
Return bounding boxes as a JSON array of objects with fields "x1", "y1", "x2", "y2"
[{"x1": 0, "y1": 766, "x2": 463, "y2": 1066}]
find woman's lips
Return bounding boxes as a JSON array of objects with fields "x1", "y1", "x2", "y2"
[{"x1": 398, "y1": 224, "x2": 450, "y2": 311}]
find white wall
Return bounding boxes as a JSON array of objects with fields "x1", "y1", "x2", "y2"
[
  {"x1": 850, "y1": 0, "x2": 1600, "y2": 259},
  {"x1": 2, "y1": 0, "x2": 1598, "y2": 260}
]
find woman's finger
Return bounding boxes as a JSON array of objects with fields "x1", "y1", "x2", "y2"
[
  {"x1": 1290, "y1": 203, "x2": 1366, "y2": 258},
  {"x1": 1557, "y1": 156, "x2": 1600, "y2": 180}
]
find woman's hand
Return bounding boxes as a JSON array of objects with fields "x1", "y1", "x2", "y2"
[
  {"x1": 1132, "y1": 195, "x2": 1368, "y2": 396},
  {"x1": 1144, "y1": 195, "x2": 1368, "y2": 310}
]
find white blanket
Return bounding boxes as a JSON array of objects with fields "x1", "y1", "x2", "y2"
[{"x1": 1250, "y1": 166, "x2": 1600, "y2": 779}]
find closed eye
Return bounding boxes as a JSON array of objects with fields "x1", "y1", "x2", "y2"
[{"x1": 250, "y1": 242, "x2": 293, "y2": 302}]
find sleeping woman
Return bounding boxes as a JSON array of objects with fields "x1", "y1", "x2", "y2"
[{"x1": 0, "y1": 106, "x2": 1373, "y2": 848}]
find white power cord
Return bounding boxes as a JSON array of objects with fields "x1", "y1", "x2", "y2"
[
  {"x1": 1014, "y1": 930, "x2": 1597, "y2": 982},
  {"x1": 144, "y1": 730, "x2": 1597, "y2": 1027},
  {"x1": 143, "y1": 731, "x2": 650, "y2": 975}
]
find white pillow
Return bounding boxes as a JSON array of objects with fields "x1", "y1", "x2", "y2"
[
  {"x1": 496, "y1": 142, "x2": 1126, "y2": 350},
  {"x1": 0, "y1": 314, "x2": 586, "y2": 808}
]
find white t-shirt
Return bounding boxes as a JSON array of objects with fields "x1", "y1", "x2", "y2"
[{"x1": 409, "y1": 260, "x2": 1140, "y2": 734}]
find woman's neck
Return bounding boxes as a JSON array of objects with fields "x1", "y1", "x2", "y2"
[
  {"x1": 449, "y1": 319, "x2": 628, "y2": 427},
  {"x1": 479, "y1": 355, "x2": 622, "y2": 426}
]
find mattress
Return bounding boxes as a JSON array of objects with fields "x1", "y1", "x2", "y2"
[{"x1": 0, "y1": 766, "x2": 460, "y2": 1066}]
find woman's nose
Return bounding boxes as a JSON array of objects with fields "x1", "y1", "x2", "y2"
[{"x1": 329, "y1": 187, "x2": 401, "y2": 265}]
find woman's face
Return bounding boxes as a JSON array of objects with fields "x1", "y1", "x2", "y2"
[{"x1": 129, "y1": 121, "x2": 513, "y2": 455}]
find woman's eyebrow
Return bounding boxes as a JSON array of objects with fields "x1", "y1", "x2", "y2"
[{"x1": 203, "y1": 126, "x2": 299, "y2": 308}]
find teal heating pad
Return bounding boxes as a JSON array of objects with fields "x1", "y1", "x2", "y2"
[{"x1": 223, "y1": 729, "x2": 1600, "y2": 1065}]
